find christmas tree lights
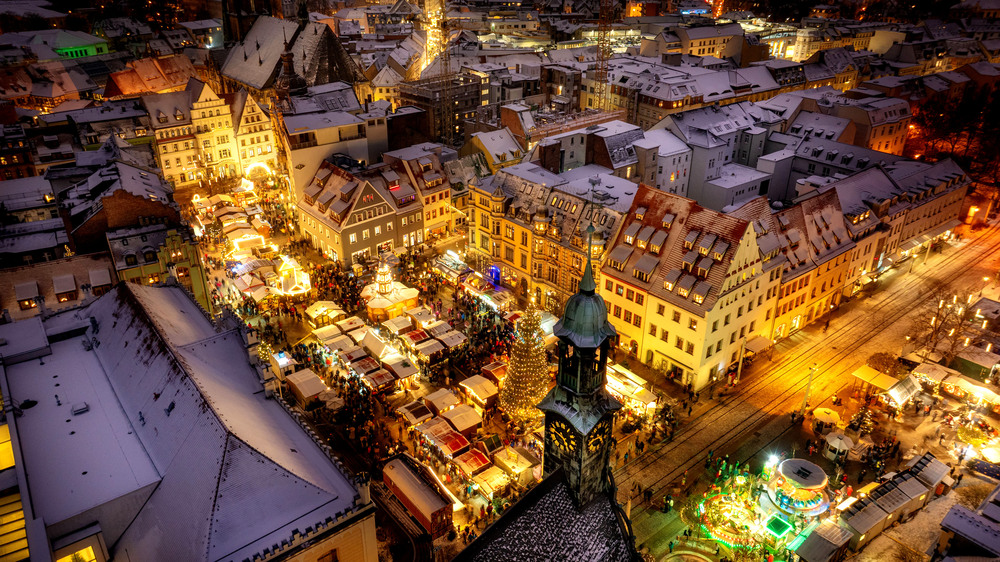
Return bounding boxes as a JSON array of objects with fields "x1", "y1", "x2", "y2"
[{"x1": 499, "y1": 298, "x2": 550, "y2": 423}]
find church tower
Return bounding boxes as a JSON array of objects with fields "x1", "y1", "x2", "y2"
[{"x1": 537, "y1": 225, "x2": 623, "y2": 507}]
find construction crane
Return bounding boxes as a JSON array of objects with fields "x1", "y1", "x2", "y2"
[
  {"x1": 438, "y1": 7, "x2": 456, "y2": 147},
  {"x1": 593, "y1": 0, "x2": 613, "y2": 113}
]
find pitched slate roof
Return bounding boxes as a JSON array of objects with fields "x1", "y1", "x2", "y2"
[
  {"x1": 89, "y1": 284, "x2": 365, "y2": 561},
  {"x1": 455, "y1": 469, "x2": 637, "y2": 562},
  {"x1": 601, "y1": 184, "x2": 750, "y2": 316}
]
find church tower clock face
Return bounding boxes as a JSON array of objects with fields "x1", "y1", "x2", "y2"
[
  {"x1": 587, "y1": 418, "x2": 612, "y2": 453},
  {"x1": 549, "y1": 419, "x2": 578, "y2": 454}
]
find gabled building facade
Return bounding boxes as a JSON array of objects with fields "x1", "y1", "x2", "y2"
[{"x1": 599, "y1": 185, "x2": 779, "y2": 390}]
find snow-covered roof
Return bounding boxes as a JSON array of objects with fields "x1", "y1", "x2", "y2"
[
  {"x1": 70, "y1": 283, "x2": 367, "y2": 561},
  {"x1": 220, "y1": 17, "x2": 297, "y2": 90}
]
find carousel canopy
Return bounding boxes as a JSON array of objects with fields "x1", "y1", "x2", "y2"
[
  {"x1": 778, "y1": 458, "x2": 829, "y2": 488},
  {"x1": 813, "y1": 408, "x2": 841, "y2": 425}
]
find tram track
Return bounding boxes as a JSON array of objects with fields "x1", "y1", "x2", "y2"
[{"x1": 614, "y1": 221, "x2": 1000, "y2": 506}]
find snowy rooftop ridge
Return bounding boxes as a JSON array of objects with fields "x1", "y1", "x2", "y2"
[{"x1": 78, "y1": 283, "x2": 366, "y2": 561}]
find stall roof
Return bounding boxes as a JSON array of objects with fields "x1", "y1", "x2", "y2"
[
  {"x1": 398, "y1": 400, "x2": 433, "y2": 425},
  {"x1": 326, "y1": 335, "x2": 355, "y2": 353},
  {"x1": 415, "y1": 416, "x2": 452, "y2": 439},
  {"x1": 794, "y1": 522, "x2": 852, "y2": 562},
  {"x1": 350, "y1": 356, "x2": 380, "y2": 375},
  {"x1": 384, "y1": 457, "x2": 449, "y2": 516},
  {"x1": 442, "y1": 404, "x2": 483, "y2": 433},
  {"x1": 868, "y1": 481, "x2": 911, "y2": 515},
  {"x1": 348, "y1": 326, "x2": 368, "y2": 344},
  {"x1": 888, "y1": 472, "x2": 928, "y2": 501},
  {"x1": 472, "y1": 465, "x2": 508, "y2": 497},
  {"x1": 407, "y1": 307, "x2": 436, "y2": 325},
  {"x1": 312, "y1": 324, "x2": 342, "y2": 344},
  {"x1": 339, "y1": 346, "x2": 367, "y2": 362},
  {"x1": 842, "y1": 498, "x2": 889, "y2": 534},
  {"x1": 906, "y1": 453, "x2": 950, "y2": 488},
  {"x1": 940, "y1": 505, "x2": 1000, "y2": 556},
  {"x1": 912, "y1": 362, "x2": 959, "y2": 382},
  {"x1": 438, "y1": 331, "x2": 468, "y2": 348},
  {"x1": 424, "y1": 320, "x2": 451, "y2": 337},
  {"x1": 492, "y1": 445, "x2": 537, "y2": 475},
  {"x1": 362, "y1": 330, "x2": 389, "y2": 358},
  {"x1": 851, "y1": 365, "x2": 900, "y2": 390},
  {"x1": 384, "y1": 357, "x2": 419, "y2": 379},
  {"x1": 305, "y1": 301, "x2": 343, "y2": 320},
  {"x1": 455, "y1": 449, "x2": 491, "y2": 476},
  {"x1": 416, "y1": 340, "x2": 445, "y2": 357},
  {"x1": 424, "y1": 388, "x2": 461, "y2": 413},
  {"x1": 886, "y1": 374, "x2": 921, "y2": 405},
  {"x1": 401, "y1": 330, "x2": 430, "y2": 347},
  {"x1": 335, "y1": 316, "x2": 365, "y2": 332},
  {"x1": 382, "y1": 316, "x2": 413, "y2": 334},
  {"x1": 945, "y1": 374, "x2": 1000, "y2": 403},
  {"x1": 362, "y1": 368, "x2": 397, "y2": 391},
  {"x1": 286, "y1": 369, "x2": 326, "y2": 399},
  {"x1": 460, "y1": 375, "x2": 498, "y2": 401},
  {"x1": 433, "y1": 429, "x2": 470, "y2": 457}
]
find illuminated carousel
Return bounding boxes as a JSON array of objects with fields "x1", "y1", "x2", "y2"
[
  {"x1": 763, "y1": 458, "x2": 830, "y2": 517},
  {"x1": 697, "y1": 481, "x2": 762, "y2": 549},
  {"x1": 361, "y1": 260, "x2": 419, "y2": 322}
]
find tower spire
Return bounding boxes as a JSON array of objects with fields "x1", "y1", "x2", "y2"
[{"x1": 579, "y1": 224, "x2": 596, "y2": 294}]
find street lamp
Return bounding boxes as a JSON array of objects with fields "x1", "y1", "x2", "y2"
[{"x1": 798, "y1": 363, "x2": 818, "y2": 419}]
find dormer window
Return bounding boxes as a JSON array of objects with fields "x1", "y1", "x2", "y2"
[
  {"x1": 663, "y1": 269, "x2": 681, "y2": 291},
  {"x1": 662, "y1": 213, "x2": 675, "y2": 229},
  {"x1": 693, "y1": 294, "x2": 704, "y2": 304},
  {"x1": 635, "y1": 206, "x2": 646, "y2": 221},
  {"x1": 684, "y1": 230, "x2": 699, "y2": 250}
]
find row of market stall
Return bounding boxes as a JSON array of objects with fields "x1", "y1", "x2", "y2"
[{"x1": 396, "y1": 383, "x2": 539, "y2": 505}]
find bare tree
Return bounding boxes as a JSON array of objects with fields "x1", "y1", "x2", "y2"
[{"x1": 909, "y1": 289, "x2": 987, "y2": 366}]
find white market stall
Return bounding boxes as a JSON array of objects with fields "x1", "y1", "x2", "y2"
[
  {"x1": 286, "y1": 368, "x2": 327, "y2": 407},
  {"x1": 424, "y1": 388, "x2": 461, "y2": 415},
  {"x1": 459, "y1": 375, "x2": 499, "y2": 410},
  {"x1": 441, "y1": 404, "x2": 483, "y2": 439}
]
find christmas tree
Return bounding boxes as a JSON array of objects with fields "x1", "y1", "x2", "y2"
[{"x1": 499, "y1": 299, "x2": 550, "y2": 423}]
